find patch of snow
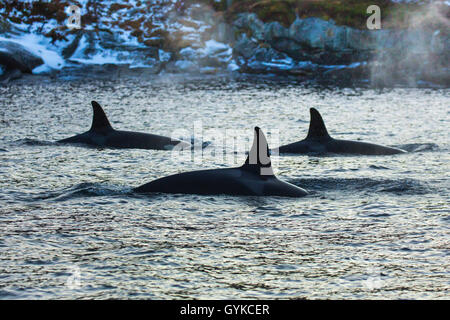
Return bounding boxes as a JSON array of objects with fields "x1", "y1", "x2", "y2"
[
  {"x1": 179, "y1": 26, "x2": 197, "y2": 33},
  {"x1": 180, "y1": 47, "x2": 198, "y2": 60},
  {"x1": 227, "y1": 60, "x2": 240, "y2": 71},
  {"x1": 202, "y1": 40, "x2": 229, "y2": 55},
  {"x1": 348, "y1": 62, "x2": 361, "y2": 68},
  {"x1": 324, "y1": 61, "x2": 366, "y2": 70},
  {"x1": 32, "y1": 64, "x2": 53, "y2": 74},
  {"x1": 0, "y1": 34, "x2": 65, "y2": 73},
  {"x1": 259, "y1": 61, "x2": 292, "y2": 70},
  {"x1": 159, "y1": 49, "x2": 171, "y2": 62},
  {"x1": 69, "y1": 36, "x2": 117, "y2": 65},
  {"x1": 68, "y1": 35, "x2": 155, "y2": 67},
  {"x1": 196, "y1": 40, "x2": 233, "y2": 63},
  {"x1": 200, "y1": 66, "x2": 217, "y2": 73},
  {"x1": 296, "y1": 61, "x2": 317, "y2": 69}
]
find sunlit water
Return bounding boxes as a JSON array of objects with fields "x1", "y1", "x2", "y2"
[{"x1": 0, "y1": 74, "x2": 448, "y2": 299}]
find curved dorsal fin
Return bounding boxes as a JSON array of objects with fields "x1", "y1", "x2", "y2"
[
  {"x1": 241, "y1": 127, "x2": 274, "y2": 176},
  {"x1": 306, "y1": 108, "x2": 330, "y2": 140},
  {"x1": 90, "y1": 101, "x2": 113, "y2": 131}
]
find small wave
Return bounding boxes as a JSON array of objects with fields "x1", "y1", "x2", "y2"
[
  {"x1": 13, "y1": 138, "x2": 56, "y2": 147},
  {"x1": 396, "y1": 143, "x2": 439, "y2": 153},
  {"x1": 289, "y1": 178, "x2": 431, "y2": 195},
  {"x1": 369, "y1": 165, "x2": 390, "y2": 170},
  {"x1": 375, "y1": 180, "x2": 431, "y2": 195},
  {"x1": 33, "y1": 182, "x2": 132, "y2": 202},
  {"x1": 0, "y1": 289, "x2": 17, "y2": 298},
  {"x1": 0, "y1": 148, "x2": 8, "y2": 152}
]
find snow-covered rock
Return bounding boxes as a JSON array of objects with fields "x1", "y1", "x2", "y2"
[{"x1": 0, "y1": 39, "x2": 44, "y2": 72}]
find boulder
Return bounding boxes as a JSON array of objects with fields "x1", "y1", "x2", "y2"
[
  {"x1": 289, "y1": 17, "x2": 330, "y2": 49},
  {"x1": 233, "y1": 13, "x2": 265, "y2": 41},
  {"x1": 233, "y1": 35, "x2": 259, "y2": 60},
  {"x1": 263, "y1": 21, "x2": 289, "y2": 42},
  {"x1": 234, "y1": 14, "x2": 371, "y2": 66},
  {"x1": 0, "y1": 40, "x2": 44, "y2": 73}
]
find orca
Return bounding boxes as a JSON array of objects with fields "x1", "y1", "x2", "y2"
[
  {"x1": 57, "y1": 101, "x2": 190, "y2": 150},
  {"x1": 276, "y1": 108, "x2": 406, "y2": 155},
  {"x1": 134, "y1": 127, "x2": 308, "y2": 197}
]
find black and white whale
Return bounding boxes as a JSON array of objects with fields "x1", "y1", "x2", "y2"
[
  {"x1": 134, "y1": 127, "x2": 308, "y2": 197},
  {"x1": 276, "y1": 108, "x2": 406, "y2": 155},
  {"x1": 58, "y1": 101, "x2": 190, "y2": 150}
]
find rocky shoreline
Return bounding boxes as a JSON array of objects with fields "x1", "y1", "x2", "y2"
[{"x1": 0, "y1": 1, "x2": 448, "y2": 87}]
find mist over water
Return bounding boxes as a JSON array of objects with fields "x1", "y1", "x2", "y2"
[
  {"x1": 371, "y1": 1, "x2": 450, "y2": 86},
  {"x1": 0, "y1": 75, "x2": 449, "y2": 299}
]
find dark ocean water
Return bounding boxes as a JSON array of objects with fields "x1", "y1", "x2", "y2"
[{"x1": 0, "y1": 74, "x2": 448, "y2": 299}]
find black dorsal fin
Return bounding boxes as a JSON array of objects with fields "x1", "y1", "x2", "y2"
[
  {"x1": 306, "y1": 108, "x2": 330, "y2": 139},
  {"x1": 241, "y1": 127, "x2": 274, "y2": 176},
  {"x1": 90, "y1": 101, "x2": 113, "y2": 131}
]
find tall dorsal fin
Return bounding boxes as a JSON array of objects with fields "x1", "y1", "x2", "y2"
[
  {"x1": 306, "y1": 108, "x2": 330, "y2": 139},
  {"x1": 241, "y1": 127, "x2": 274, "y2": 176},
  {"x1": 90, "y1": 101, "x2": 113, "y2": 131}
]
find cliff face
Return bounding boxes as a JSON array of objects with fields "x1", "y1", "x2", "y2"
[{"x1": 0, "y1": 1, "x2": 448, "y2": 86}]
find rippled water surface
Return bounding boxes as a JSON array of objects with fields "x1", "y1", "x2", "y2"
[{"x1": 0, "y1": 75, "x2": 449, "y2": 299}]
